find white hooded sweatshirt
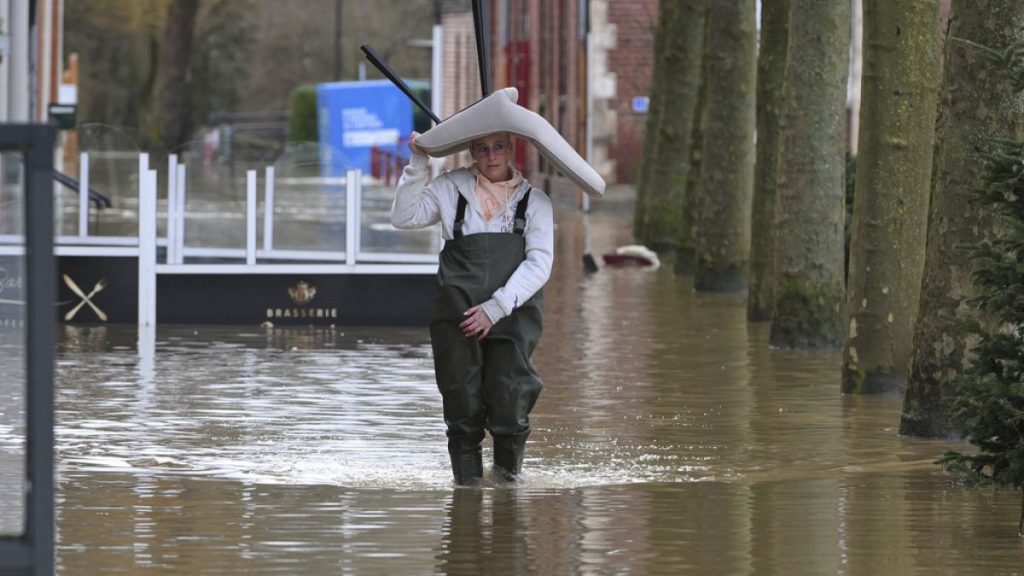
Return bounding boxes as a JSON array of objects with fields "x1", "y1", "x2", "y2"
[{"x1": 391, "y1": 154, "x2": 554, "y2": 324}]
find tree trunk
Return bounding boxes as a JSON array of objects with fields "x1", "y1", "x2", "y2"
[
  {"x1": 633, "y1": 0, "x2": 705, "y2": 254},
  {"x1": 900, "y1": 0, "x2": 1024, "y2": 436},
  {"x1": 641, "y1": 0, "x2": 706, "y2": 254},
  {"x1": 152, "y1": 0, "x2": 200, "y2": 151},
  {"x1": 747, "y1": 0, "x2": 789, "y2": 321},
  {"x1": 676, "y1": 15, "x2": 711, "y2": 278},
  {"x1": 694, "y1": 0, "x2": 757, "y2": 292},
  {"x1": 842, "y1": 0, "x2": 942, "y2": 394},
  {"x1": 769, "y1": 0, "x2": 850, "y2": 348},
  {"x1": 632, "y1": 2, "x2": 670, "y2": 242}
]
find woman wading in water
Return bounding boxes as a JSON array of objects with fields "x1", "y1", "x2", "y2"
[{"x1": 392, "y1": 130, "x2": 553, "y2": 485}]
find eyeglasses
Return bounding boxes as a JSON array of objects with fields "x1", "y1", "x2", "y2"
[{"x1": 471, "y1": 141, "x2": 509, "y2": 156}]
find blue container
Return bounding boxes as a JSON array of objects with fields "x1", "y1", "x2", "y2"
[{"x1": 316, "y1": 80, "x2": 416, "y2": 178}]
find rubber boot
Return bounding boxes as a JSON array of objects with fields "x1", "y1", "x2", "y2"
[
  {"x1": 492, "y1": 434, "x2": 527, "y2": 482},
  {"x1": 449, "y1": 441, "x2": 483, "y2": 486}
]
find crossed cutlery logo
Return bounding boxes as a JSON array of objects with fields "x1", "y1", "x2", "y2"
[{"x1": 63, "y1": 274, "x2": 108, "y2": 321}]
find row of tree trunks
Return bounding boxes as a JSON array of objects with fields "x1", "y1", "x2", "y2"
[
  {"x1": 631, "y1": 0, "x2": 707, "y2": 255},
  {"x1": 694, "y1": 0, "x2": 757, "y2": 292},
  {"x1": 842, "y1": 0, "x2": 942, "y2": 394},
  {"x1": 630, "y1": 0, "x2": 1024, "y2": 438},
  {"x1": 769, "y1": 0, "x2": 850, "y2": 348},
  {"x1": 747, "y1": 0, "x2": 789, "y2": 321},
  {"x1": 900, "y1": 0, "x2": 1024, "y2": 436}
]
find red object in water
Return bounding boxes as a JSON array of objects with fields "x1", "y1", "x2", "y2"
[{"x1": 601, "y1": 253, "x2": 655, "y2": 267}]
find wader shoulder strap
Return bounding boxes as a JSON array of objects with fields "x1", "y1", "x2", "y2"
[
  {"x1": 513, "y1": 188, "x2": 532, "y2": 236},
  {"x1": 453, "y1": 192, "x2": 468, "y2": 238}
]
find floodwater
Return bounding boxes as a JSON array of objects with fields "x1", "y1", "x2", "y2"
[{"x1": 5, "y1": 187, "x2": 1024, "y2": 574}]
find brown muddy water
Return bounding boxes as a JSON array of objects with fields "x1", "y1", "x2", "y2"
[{"x1": 4, "y1": 187, "x2": 1024, "y2": 574}]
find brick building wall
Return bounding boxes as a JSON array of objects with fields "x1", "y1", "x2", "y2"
[
  {"x1": 600, "y1": 0, "x2": 657, "y2": 185},
  {"x1": 489, "y1": 0, "x2": 588, "y2": 204},
  {"x1": 439, "y1": 6, "x2": 481, "y2": 170},
  {"x1": 440, "y1": 0, "x2": 589, "y2": 204},
  {"x1": 438, "y1": 0, "x2": 655, "y2": 195}
]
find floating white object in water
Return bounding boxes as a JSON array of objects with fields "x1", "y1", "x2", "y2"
[{"x1": 600, "y1": 245, "x2": 660, "y2": 270}]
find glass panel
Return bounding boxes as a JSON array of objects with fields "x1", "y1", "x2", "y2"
[
  {"x1": 267, "y1": 143, "x2": 346, "y2": 254},
  {"x1": 77, "y1": 124, "x2": 143, "y2": 237},
  {"x1": 0, "y1": 151, "x2": 23, "y2": 237},
  {"x1": 0, "y1": 151, "x2": 26, "y2": 536},
  {"x1": 173, "y1": 135, "x2": 348, "y2": 257},
  {"x1": 177, "y1": 128, "x2": 249, "y2": 252},
  {"x1": 360, "y1": 178, "x2": 441, "y2": 256}
]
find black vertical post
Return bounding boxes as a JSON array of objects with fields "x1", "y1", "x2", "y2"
[
  {"x1": 0, "y1": 124, "x2": 56, "y2": 576},
  {"x1": 471, "y1": 0, "x2": 491, "y2": 96},
  {"x1": 26, "y1": 126, "x2": 56, "y2": 576},
  {"x1": 334, "y1": 0, "x2": 343, "y2": 80}
]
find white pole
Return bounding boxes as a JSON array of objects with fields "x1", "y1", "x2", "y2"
[
  {"x1": 246, "y1": 169, "x2": 257, "y2": 265},
  {"x1": 175, "y1": 163, "x2": 186, "y2": 264},
  {"x1": 9, "y1": 0, "x2": 30, "y2": 120},
  {"x1": 140, "y1": 151, "x2": 149, "y2": 324},
  {"x1": 429, "y1": 24, "x2": 445, "y2": 175},
  {"x1": 137, "y1": 154, "x2": 157, "y2": 327},
  {"x1": 139, "y1": 151, "x2": 149, "y2": 194},
  {"x1": 38, "y1": 0, "x2": 52, "y2": 122},
  {"x1": 353, "y1": 168, "x2": 362, "y2": 258},
  {"x1": 849, "y1": 0, "x2": 863, "y2": 155},
  {"x1": 166, "y1": 154, "x2": 178, "y2": 264},
  {"x1": 582, "y1": 3, "x2": 592, "y2": 214},
  {"x1": 0, "y1": 0, "x2": 10, "y2": 121},
  {"x1": 145, "y1": 168, "x2": 157, "y2": 326},
  {"x1": 345, "y1": 169, "x2": 358, "y2": 265},
  {"x1": 263, "y1": 165, "x2": 275, "y2": 252},
  {"x1": 431, "y1": 24, "x2": 443, "y2": 123},
  {"x1": 78, "y1": 152, "x2": 89, "y2": 236}
]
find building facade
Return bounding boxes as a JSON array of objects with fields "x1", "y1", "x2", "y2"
[
  {"x1": 594, "y1": 0, "x2": 657, "y2": 186},
  {"x1": 438, "y1": 0, "x2": 657, "y2": 200},
  {"x1": 0, "y1": 0, "x2": 65, "y2": 123}
]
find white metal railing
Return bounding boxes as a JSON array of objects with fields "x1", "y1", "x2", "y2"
[
  {"x1": 4, "y1": 154, "x2": 445, "y2": 263},
  {"x1": 50, "y1": 152, "x2": 440, "y2": 264},
  {"x1": 45, "y1": 152, "x2": 441, "y2": 327}
]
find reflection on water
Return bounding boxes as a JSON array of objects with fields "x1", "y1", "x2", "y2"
[
  {"x1": 0, "y1": 329, "x2": 25, "y2": 536},
  {"x1": 3, "y1": 187, "x2": 1023, "y2": 573},
  {"x1": 58, "y1": 324, "x2": 446, "y2": 488}
]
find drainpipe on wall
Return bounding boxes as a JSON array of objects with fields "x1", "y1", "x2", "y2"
[
  {"x1": 0, "y1": 0, "x2": 9, "y2": 122},
  {"x1": 581, "y1": 0, "x2": 592, "y2": 213},
  {"x1": 7, "y1": 0, "x2": 30, "y2": 121}
]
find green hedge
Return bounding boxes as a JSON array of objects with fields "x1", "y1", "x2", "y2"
[{"x1": 289, "y1": 85, "x2": 318, "y2": 142}]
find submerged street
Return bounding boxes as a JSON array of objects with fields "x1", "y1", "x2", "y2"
[{"x1": 23, "y1": 189, "x2": 1021, "y2": 574}]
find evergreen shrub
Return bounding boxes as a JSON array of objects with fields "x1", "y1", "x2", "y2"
[
  {"x1": 289, "y1": 85, "x2": 319, "y2": 142},
  {"x1": 940, "y1": 136, "x2": 1024, "y2": 532}
]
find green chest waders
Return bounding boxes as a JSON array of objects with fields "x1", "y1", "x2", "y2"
[{"x1": 430, "y1": 189, "x2": 544, "y2": 485}]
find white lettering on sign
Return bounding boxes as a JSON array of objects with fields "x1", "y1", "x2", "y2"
[
  {"x1": 341, "y1": 107, "x2": 398, "y2": 147},
  {"x1": 343, "y1": 129, "x2": 400, "y2": 147},
  {"x1": 342, "y1": 107, "x2": 383, "y2": 130}
]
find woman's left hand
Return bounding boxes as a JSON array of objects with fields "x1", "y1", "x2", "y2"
[{"x1": 460, "y1": 305, "x2": 494, "y2": 339}]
